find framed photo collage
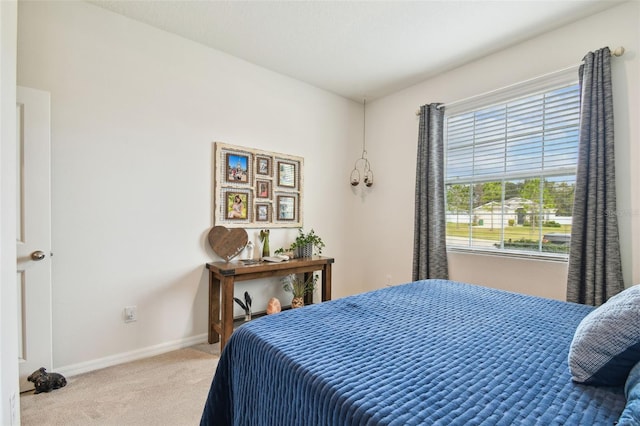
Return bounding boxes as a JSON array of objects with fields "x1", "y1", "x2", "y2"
[{"x1": 214, "y1": 142, "x2": 303, "y2": 228}]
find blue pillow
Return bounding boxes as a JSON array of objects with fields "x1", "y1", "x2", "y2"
[
  {"x1": 568, "y1": 284, "x2": 640, "y2": 386},
  {"x1": 617, "y1": 361, "x2": 640, "y2": 425}
]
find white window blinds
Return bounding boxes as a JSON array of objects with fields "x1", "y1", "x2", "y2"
[
  {"x1": 444, "y1": 79, "x2": 580, "y2": 258},
  {"x1": 446, "y1": 84, "x2": 580, "y2": 184}
]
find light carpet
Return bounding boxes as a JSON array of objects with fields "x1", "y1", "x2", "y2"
[{"x1": 20, "y1": 344, "x2": 220, "y2": 426}]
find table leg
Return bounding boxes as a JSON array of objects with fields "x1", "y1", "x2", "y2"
[
  {"x1": 304, "y1": 272, "x2": 313, "y2": 305},
  {"x1": 322, "y1": 263, "x2": 332, "y2": 301},
  {"x1": 220, "y1": 276, "x2": 235, "y2": 350},
  {"x1": 208, "y1": 273, "x2": 220, "y2": 344}
]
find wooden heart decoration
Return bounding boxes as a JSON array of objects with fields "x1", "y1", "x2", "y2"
[{"x1": 208, "y1": 226, "x2": 248, "y2": 262}]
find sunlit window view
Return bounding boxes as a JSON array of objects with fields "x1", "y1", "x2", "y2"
[{"x1": 445, "y1": 84, "x2": 580, "y2": 257}]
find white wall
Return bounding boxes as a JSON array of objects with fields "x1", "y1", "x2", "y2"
[
  {"x1": 0, "y1": 0, "x2": 19, "y2": 423},
  {"x1": 15, "y1": 0, "x2": 640, "y2": 380},
  {"x1": 361, "y1": 1, "x2": 640, "y2": 300},
  {"x1": 17, "y1": 1, "x2": 361, "y2": 372}
]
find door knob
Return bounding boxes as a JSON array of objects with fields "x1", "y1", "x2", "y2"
[{"x1": 31, "y1": 250, "x2": 46, "y2": 261}]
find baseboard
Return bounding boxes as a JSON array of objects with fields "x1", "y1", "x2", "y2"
[{"x1": 55, "y1": 333, "x2": 209, "y2": 378}]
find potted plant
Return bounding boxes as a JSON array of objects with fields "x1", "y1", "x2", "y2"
[
  {"x1": 282, "y1": 274, "x2": 317, "y2": 308},
  {"x1": 274, "y1": 228, "x2": 325, "y2": 258},
  {"x1": 290, "y1": 228, "x2": 325, "y2": 258}
]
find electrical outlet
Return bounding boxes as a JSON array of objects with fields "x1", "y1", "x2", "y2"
[{"x1": 124, "y1": 306, "x2": 137, "y2": 323}]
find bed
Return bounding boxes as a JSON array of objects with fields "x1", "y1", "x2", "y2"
[{"x1": 201, "y1": 279, "x2": 640, "y2": 425}]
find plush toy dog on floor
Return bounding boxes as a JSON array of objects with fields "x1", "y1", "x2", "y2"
[{"x1": 27, "y1": 367, "x2": 67, "y2": 394}]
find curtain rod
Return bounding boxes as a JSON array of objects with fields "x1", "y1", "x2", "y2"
[{"x1": 415, "y1": 46, "x2": 625, "y2": 116}]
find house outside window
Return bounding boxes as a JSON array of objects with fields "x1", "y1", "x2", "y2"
[{"x1": 444, "y1": 70, "x2": 580, "y2": 259}]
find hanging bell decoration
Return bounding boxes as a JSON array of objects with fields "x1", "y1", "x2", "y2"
[
  {"x1": 350, "y1": 152, "x2": 373, "y2": 187},
  {"x1": 350, "y1": 98, "x2": 374, "y2": 188}
]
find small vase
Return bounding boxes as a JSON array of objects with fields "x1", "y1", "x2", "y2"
[
  {"x1": 291, "y1": 296, "x2": 304, "y2": 309},
  {"x1": 260, "y1": 230, "x2": 270, "y2": 257},
  {"x1": 262, "y1": 239, "x2": 270, "y2": 257}
]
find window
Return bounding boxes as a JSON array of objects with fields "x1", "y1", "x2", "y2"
[{"x1": 445, "y1": 75, "x2": 580, "y2": 258}]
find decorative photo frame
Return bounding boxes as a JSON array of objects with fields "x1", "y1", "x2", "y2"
[
  {"x1": 225, "y1": 153, "x2": 250, "y2": 183},
  {"x1": 276, "y1": 194, "x2": 298, "y2": 222},
  {"x1": 256, "y1": 156, "x2": 271, "y2": 176},
  {"x1": 277, "y1": 161, "x2": 297, "y2": 189},
  {"x1": 256, "y1": 179, "x2": 271, "y2": 199},
  {"x1": 214, "y1": 142, "x2": 303, "y2": 228},
  {"x1": 255, "y1": 203, "x2": 271, "y2": 222},
  {"x1": 224, "y1": 190, "x2": 250, "y2": 220}
]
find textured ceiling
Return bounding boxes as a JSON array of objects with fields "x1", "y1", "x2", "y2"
[{"x1": 88, "y1": 0, "x2": 621, "y2": 101}]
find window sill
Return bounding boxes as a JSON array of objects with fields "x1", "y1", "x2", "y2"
[{"x1": 446, "y1": 246, "x2": 569, "y2": 263}]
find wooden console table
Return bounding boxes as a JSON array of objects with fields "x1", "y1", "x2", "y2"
[{"x1": 206, "y1": 256, "x2": 334, "y2": 349}]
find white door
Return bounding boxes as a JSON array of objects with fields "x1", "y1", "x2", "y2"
[{"x1": 16, "y1": 86, "x2": 52, "y2": 392}]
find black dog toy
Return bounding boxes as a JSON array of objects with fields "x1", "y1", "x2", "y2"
[{"x1": 27, "y1": 367, "x2": 67, "y2": 394}]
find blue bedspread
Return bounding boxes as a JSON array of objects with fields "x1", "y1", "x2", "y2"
[{"x1": 201, "y1": 279, "x2": 625, "y2": 425}]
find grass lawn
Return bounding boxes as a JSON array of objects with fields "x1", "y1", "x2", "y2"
[{"x1": 447, "y1": 222, "x2": 572, "y2": 242}]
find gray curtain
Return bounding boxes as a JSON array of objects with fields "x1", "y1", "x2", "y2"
[
  {"x1": 567, "y1": 47, "x2": 624, "y2": 306},
  {"x1": 412, "y1": 104, "x2": 448, "y2": 281}
]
